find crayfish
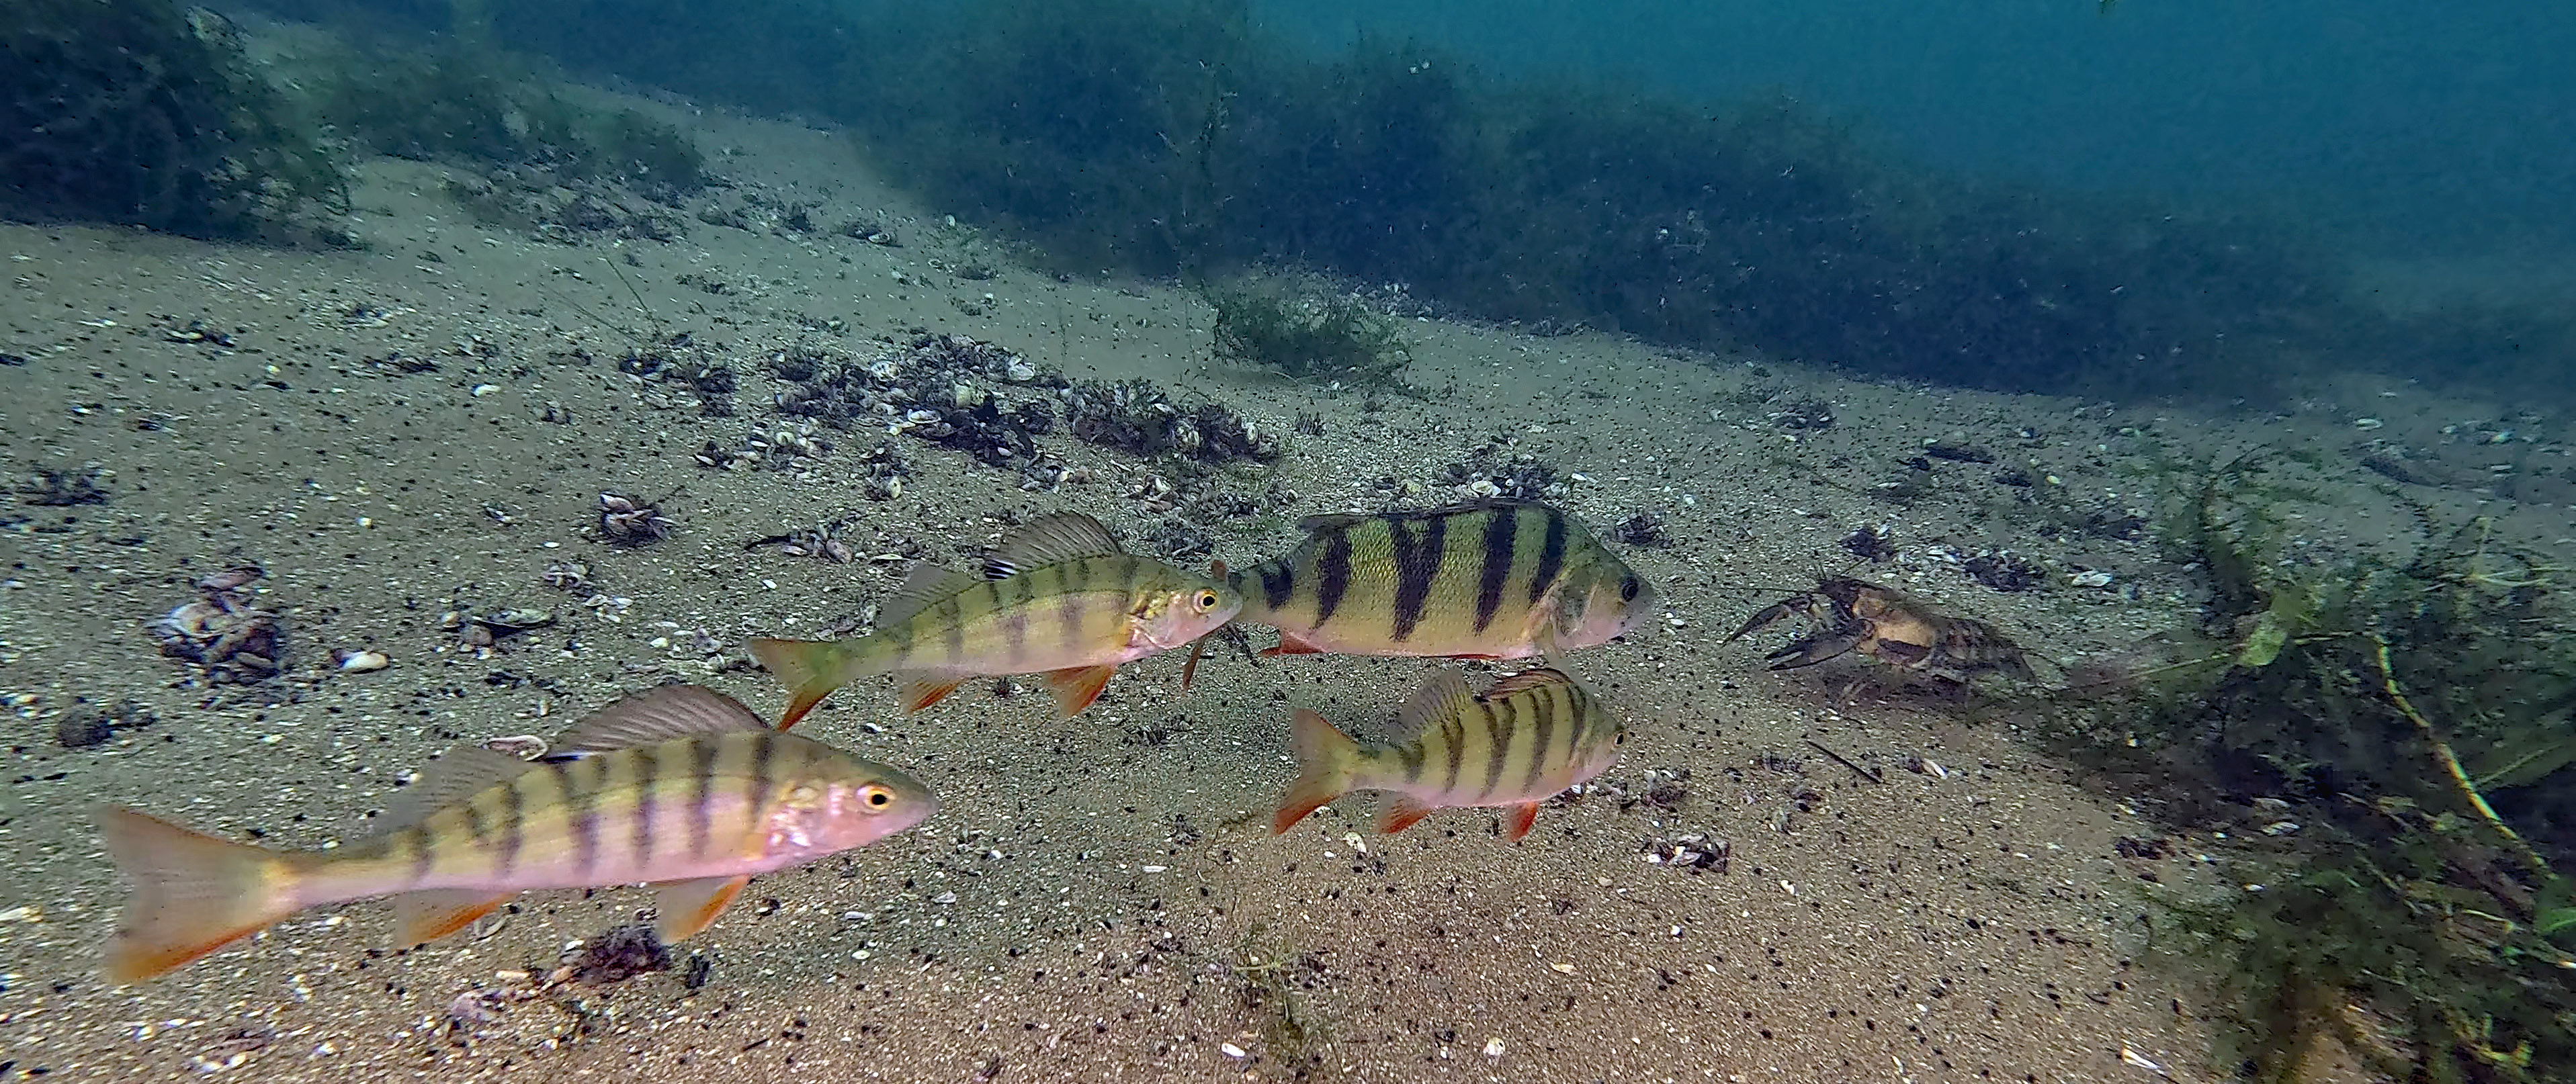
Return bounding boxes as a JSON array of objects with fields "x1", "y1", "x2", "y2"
[{"x1": 1725, "y1": 576, "x2": 2031, "y2": 682}]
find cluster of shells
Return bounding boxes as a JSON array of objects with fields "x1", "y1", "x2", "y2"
[
  {"x1": 1435, "y1": 443, "x2": 1569, "y2": 502},
  {"x1": 1016, "y1": 453, "x2": 1088, "y2": 494},
  {"x1": 540, "y1": 561, "x2": 591, "y2": 592},
  {"x1": 1056, "y1": 379, "x2": 1283, "y2": 463},
  {"x1": 772, "y1": 335, "x2": 1049, "y2": 438},
  {"x1": 1640, "y1": 834, "x2": 1730, "y2": 872},
  {"x1": 749, "y1": 523, "x2": 857, "y2": 563},
  {"x1": 696, "y1": 422, "x2": 830, "y2": 472},
  {"x1": 148, "y1": 566, "x2": 282, "y2": 683},
  {"x1": 598, "y1": 492, "x2": 675, "y2": 546}
]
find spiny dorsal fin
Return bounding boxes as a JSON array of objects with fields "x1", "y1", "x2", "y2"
[
  {"x1": 1297, "y1": 499, "x2": 1541, "y2": 535},
  {"x1": 378, "y1": 746, "x2": 532, "y2": 835},
  {"x1": 1481, "y1": 668, "x2": 1574, "y2": 701},
  {"x1": 1293, "y1": 510, "x2": 1373, "y2": 534},
  {"x1": 1395, "y1": 668, "x2": 1478, "y2": 737},
  {"x1": 982, "y1": 512, "x2": 1123, "y2": 579},
  {"x1": 550, "y1": 685, "x2": 766, "y2": 758},
  {"x1": 879, "y1": 561, "x2": 980, "y2": 628}
]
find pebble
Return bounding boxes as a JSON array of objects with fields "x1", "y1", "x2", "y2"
[
  {"x1": 1219, "y1": 1042, "x2": 1247, "y2": 1058},
  {"x1": 334, "y1": 648, "x2": 390, "y2": 672},
  {"x1": 1483, "y1": 1038, "x2": 1506, "y2": 1057}
]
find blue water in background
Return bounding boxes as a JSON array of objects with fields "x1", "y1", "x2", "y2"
[{"x1": 1254, "y1": 0, "x2": 2576, "y2": 259}]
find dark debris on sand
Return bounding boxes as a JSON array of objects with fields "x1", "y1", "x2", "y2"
[
  {"x1": 1840, "y1": 525, "x2": 1897, "y2": 563},
  {"x1": 19, "y1": 465, "x2": 109, "y2": 506},
  {"x1": 564, "y1": 923, "x2": 673, "y2": 985},
  {"x1": 1962, "y1": 550, "x2": 2047, "y2": 593},
  {"x1": 1611, "y1": 512, "x2": 1671, "y2": 548},
  {"x1": 54, "y1": 697, "x2": 158, "y2": 749}
]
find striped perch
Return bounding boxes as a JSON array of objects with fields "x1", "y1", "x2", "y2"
[
  {"x1": 1273, "y1": 666, "x2": 1627, "y2": 842},
  {"x1": 93, "y1": 686, "x2": 935, "y2": 983},
  {"x1": 1223, "y1": 500, "x2": 1656, "y2": 660},
  {"x1": 753, "y1": 512, "x2": 1240, "y2": 728}
]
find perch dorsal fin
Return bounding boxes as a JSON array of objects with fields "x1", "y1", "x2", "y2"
[
  {"x1": 1395, "y1": 668, "x2": 1478, "y2": 737},
  {"x1": 1481, "y1": 668, "x2": 1573, "y2": 701},
  {"x1": 879, "y1": 561, "x2": 980, "y2": 628},
  {"x1": 983, "y1": 512, "x2": 1123, "y2": 578},
  {"x1": 376, "y1": 747, "x2": 531, "y2": 837},
  {"x1": 550, "y1": 685, "x2": 766, "y2": 758}
]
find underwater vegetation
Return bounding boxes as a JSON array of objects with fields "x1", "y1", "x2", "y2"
[
  {"x1": 1205, "y1": 273, "x2": 1412, "y2": 386},
  {"x1": 2035, "y1": 461, "x2": 2576, "y2": 1082},
  {"x1": 1, "y1": 0, "x2": 701, "y2": 242},
  {"x1": 300, "y1": 42, "x2": 705, "y2": 197},
  {"x1": 0, "y1": 0, "x2": 344, "y2": 240},
  {"x1": 728, "y1": 0, "x2": 2362, "y2": 400}
]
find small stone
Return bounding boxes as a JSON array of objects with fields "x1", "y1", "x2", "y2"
[
  {"x1": 333, "y1": 648, "x2": 390, "y2": 672},
  {"x1": 56, "y1": 711, "x2": 114, "y2": 748},
  {"x1": 1219, "y1": 1042, "x2": 1247, "y2": 1058},
  {"x1": 1482, "y1": 1038, "x2": 1505, "y2": 1057}
]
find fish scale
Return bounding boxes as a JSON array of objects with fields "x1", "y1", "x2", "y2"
[{"x1": 1230, "y1": 500, "x2": 1654, "y2": 660}]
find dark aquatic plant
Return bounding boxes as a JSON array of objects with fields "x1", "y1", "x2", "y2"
[
  {"x1": 0, "y1": 0, "x2": 346, "y2": 239},
  {"x1": 472, "y1": 0, "x2": 2575, "y2": 404},
  {"x1": 300, "y1": 42, "x2": 705, "y2": 195},
  {"x1": 1205, "y1": 275, "x2": 1411, "y2": 386},
  {"x1": 2034, "y1": 462, "x2": 2576, "y2": 1083}
]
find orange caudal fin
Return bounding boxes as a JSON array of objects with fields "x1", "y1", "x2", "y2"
[
  {"x1": 1503, "y1": 801, "x2": 1541, "y2": 842},
  {"x1": 1273, "y1": 709, "x2": 1361, "y2": 834},
  {"x1": 1377, "y1": 795, "x2": 1436, "y2": 835},
  {"x1": 748, "y1": 638, "x2": 847, "y2": 729},
  {"x1": 1043, "y1": 664, "x2": 1117, "y2": 717},
  {"x1": 95, "y1": 807, "x2": 306, "y2": 983},
  {"x1": 898, "y1": 674, "x2": 968, "y2": 713}
]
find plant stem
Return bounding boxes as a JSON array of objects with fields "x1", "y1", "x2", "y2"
[{"x1": 2372, "y1": 634, "x2": 2553, "y2": 880}]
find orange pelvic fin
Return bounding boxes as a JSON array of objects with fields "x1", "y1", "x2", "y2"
[
  {"x1": 654, "y1": 874, "x2": 753, "y2": 942},
  {"x1": 898, "y1": 673, "x2": 968, "y2": 713},
  {"x1": 1259, "y1": 631, "x2": 1326, "y2": 657},
  {"x1": 1043, "y1": 664, "x2": 1117, "y2": 717},
  {"x1": 1377, "y1": 795, "x2": 1436, "y2": 835},
  {"x1": 1503, "y1": 801, "x2": 1541, "y2": 842},
  {"x1": 394, "y1": 889, "x2": 515, "y2": 947}
]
